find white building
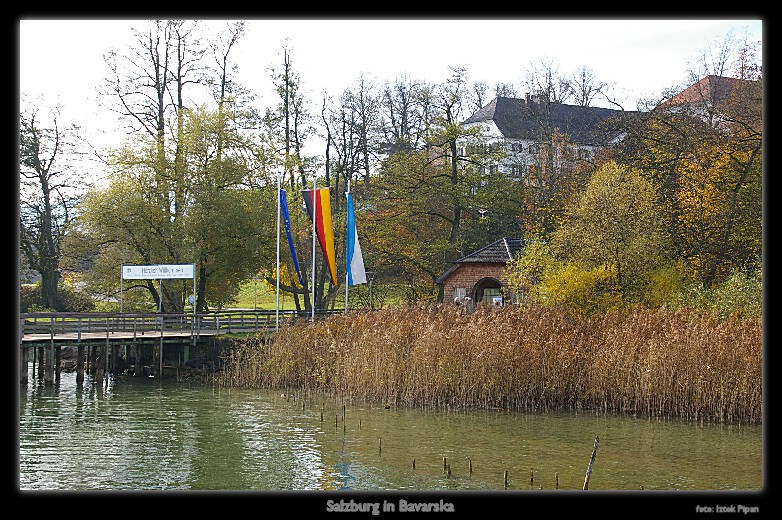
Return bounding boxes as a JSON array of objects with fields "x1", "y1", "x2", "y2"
[{"x1": 458, "y1": 94, "x2": 631, "y2": 183}]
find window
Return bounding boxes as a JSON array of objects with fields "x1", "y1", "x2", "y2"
[
  {"x1": 482, "y1": 287, "x2": 501, "y2": 304},
  {"x1": 453, "y1": 287, "x2": 467, "y2": 303},
  {"x1": 510, "y1": 164, "x2": 527, "y2": 177},
  {"x1": 578, "y1": 148, "x2": 593, "y2": 160}
]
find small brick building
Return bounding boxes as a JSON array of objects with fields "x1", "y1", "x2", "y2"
[{"x1": 436, "y1": 237, "x2": 524, "y2": 307}]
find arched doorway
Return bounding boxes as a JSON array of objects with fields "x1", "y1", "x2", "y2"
[{"x1": 472, "y1": 277, "x2": 504, "y2": 306}]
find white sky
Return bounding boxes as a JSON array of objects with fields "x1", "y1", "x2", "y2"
[{"x1": 19, "y1": 18, "x2": 763, "y2": 155}]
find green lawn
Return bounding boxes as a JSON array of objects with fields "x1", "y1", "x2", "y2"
[{"x1": 230, "y1": 280, "x2": 347, "y2": 310}]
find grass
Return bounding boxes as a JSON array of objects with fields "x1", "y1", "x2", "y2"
[
  {"x1": 230, "y1": 279, "x2": 410, "y2": 310},
  {"x1": 217, "y1": 303, "x2": 762, "y2": 425},
  {"x1": 231, "y1": 280, "x2": 305, "y2": 310}
]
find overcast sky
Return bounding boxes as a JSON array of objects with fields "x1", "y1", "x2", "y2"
[{"x1": 18, "y1": 17, "x2": 763, "y2": 154}]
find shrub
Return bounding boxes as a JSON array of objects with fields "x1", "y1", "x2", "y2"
[
  {"x1": 534, "y1": 262, "x2": 622, "y2": 316},
  {"x1": 19, "y1": 282, "x2": 95, "y2": 313}
]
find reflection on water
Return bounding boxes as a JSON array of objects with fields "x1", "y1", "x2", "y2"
[{"x1": 17, "y1": 371, "x2": 762, "y2": 491}]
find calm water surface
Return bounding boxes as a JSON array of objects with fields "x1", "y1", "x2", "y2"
[{"x1": 17, "y1": 371, "x2": 763, "y2": 492}]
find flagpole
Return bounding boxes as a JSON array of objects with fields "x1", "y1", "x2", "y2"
[
  {"x1": 345, "y1": 179, "x2": 350, "y2": 313},
  {"x1": 275, "y1": 171, "x2": 281, "y2": 331},
  {"x1": 311, "y1": 178, "x2": 317, "y2": 322}
]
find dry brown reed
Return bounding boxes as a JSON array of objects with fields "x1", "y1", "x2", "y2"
[{"x1": 217, "y1": 304, "x2": 762, "y2": 424}]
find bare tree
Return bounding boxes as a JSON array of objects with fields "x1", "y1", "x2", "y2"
[
  {"x1": 467, "y1": 80, "x2": 489, "y2": 113},
  {"x1": 567, "y1": 66, "x2": 607, "y2": 107},
  {"x1": 19, "y1": 105, "x2": 85, "y2": 310},
  {"x1": 494, "y1": 81, "x2": 519, "y2": 99},
  {"x1": 523, "y1": 57, "x2": 572, "y2": 104},
  {"x1": 378, "y1": 74, "x2": 428, "y2": 154}
]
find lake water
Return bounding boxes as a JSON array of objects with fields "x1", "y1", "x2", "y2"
[{"x1": 16, "y1": 370, "x2": 765, "y2": 513}]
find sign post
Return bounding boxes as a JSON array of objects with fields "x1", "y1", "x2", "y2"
[{"x1": 121, "y1": 263, "x2": 197, "y2": 365}]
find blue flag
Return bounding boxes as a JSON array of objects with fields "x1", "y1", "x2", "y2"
[
  {"x1": 345, "y1": 192, "x2": 367, "y2": 286},
  {"x1": 280, "y1": 189, "x2": 304, "y2": 286}
]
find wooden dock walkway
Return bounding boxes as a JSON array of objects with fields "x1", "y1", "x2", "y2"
[{"x1": 19, "y1": 309, "x2": 335, "y2": 385}]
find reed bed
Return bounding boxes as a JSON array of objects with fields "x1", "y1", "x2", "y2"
[{"x1": 217, "y1": 304, "x2": 762, "y2": 424}]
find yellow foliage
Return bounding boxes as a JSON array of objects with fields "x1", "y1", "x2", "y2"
[
  {"x1": 535, "y1": 262, "x2": 621, "y2": 316},
  {"x1": 263, "y1": 263, "x2": 299, "y2": 294}
]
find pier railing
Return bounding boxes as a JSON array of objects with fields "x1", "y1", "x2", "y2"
[{"x1": 20, "y1": 309, "x2": 341, "y2": 342}]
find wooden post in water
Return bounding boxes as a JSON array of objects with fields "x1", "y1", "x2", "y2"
[
  {"x1": 134, "y1": 344, "x2": 142, "y2": 377},
  {"x1": 583, "y1": 435, "x2": 599, "y2": 490},
  {"x1": 158, "y1": 333, "x2": 164, "y2": 378},
  {"x1": 504, "y1": 470, "x2": 508, "y2": 489},
  {"x1": 44, "y1": 341, "x2": 55, "y2": 386},
  {"x1": 18, "y1": 317, "x2": 26, "y2": 385},
  {"x1": 19, "y1": 346, "x2": 29, "y2": 386},
  {"x1": 37, "y1": 345, "x2": 44, "y2": 380},
  {"x1": 54, "y1": 345, "x2": 61, "y2": 382},
  {"x1": 94, "y1": 346, "x2": 105, "y2": 382},
  {"x1": 76, "y1": 345, "x2": 85, "y2": 382}
]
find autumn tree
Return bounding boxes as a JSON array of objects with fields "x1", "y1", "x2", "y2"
[
  {"x1": 516, "y1": 60, "x2": 614, "y2": 235},
  {"x1": 613, "y1": 33, "x2": 762, "y2": 287},
  {"x1": 70, "y1": 20, "x2": 272, "y2": 311},
  {"x1": 509, "y1": 162, "x2": 670, "y2": 313},
  {"x1": 96, "y1": 20, "x2": 206, "y2": 311},
  {"x1": 364, "y1": 68, "x2": 506, "y2": 301}
]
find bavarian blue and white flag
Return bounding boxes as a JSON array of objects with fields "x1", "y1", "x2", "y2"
[{"x1": 345, "y1": 192, "x2": 367, "y2": 286}]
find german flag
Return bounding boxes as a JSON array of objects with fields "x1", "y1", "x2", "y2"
[{"x1": 302, "y1": 187, "x2": 338, "y2": 285}]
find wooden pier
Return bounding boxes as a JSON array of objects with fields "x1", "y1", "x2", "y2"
[{"x1": 19, "y1": 309, "x2": 328, "y2": 385}]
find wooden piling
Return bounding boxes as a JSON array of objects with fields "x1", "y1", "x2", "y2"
[
  {"x1": 412, "y1": 459, "x2": 415, "y2": 470},
  {"x1": 76, "y1": 345, "x2": 85, "y2": 382},
  {"x1": 37, "y1": 345, "x2": 44, "y2": 379},
  {"x1": 469, "y1": 458, "x2": 472, "y2": 477},
  {"x1": 44, "y1": 343, "x2": 55, "y2": 386},
  {"x1": 530, "y1": 467, "x2": 534, "y2": 488},
  {"x1": 504, "y1": 470, "x2": 508, "y2": 489},
  {"x1": 583, "y1": 435, "x2": 599, "y2": 490},
  {"x1": 54, "y1": 346, "x2": 61, "y2": 382},
  {"x1": 19, "y1": 346, "x2": 29, "y2": 386},
  {"x1": 555, "y1": 472, "x2": 559, "y2": 489}
]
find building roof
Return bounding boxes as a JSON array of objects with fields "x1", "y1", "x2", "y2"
[
  {"x1": 462, "y1": 96, "x2": 627, "y2": 146},
  {"x1": 456, "y1": 237, "x2": 524, "y2": 263},
  {"x1": 436, "y1": 238, "x2": 524, "y2": 284},
  {"x1": 657, "y1": 75, "x2": 757, "y2": 108}
]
